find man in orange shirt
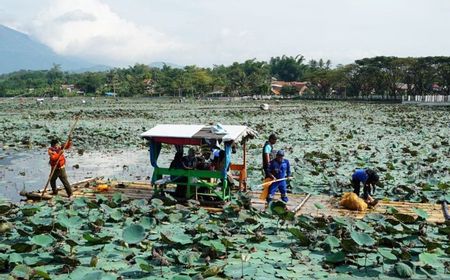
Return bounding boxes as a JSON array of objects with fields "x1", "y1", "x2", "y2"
[{"x1": 48, "y1": 138, "x2": 73, "y2": 197}]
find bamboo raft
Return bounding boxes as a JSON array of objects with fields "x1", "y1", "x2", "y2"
[{"x1": 21, "y1": 179, "x2": 447, "y2": 224}]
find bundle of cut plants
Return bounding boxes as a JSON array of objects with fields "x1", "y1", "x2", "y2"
[
  {"x1": 340, "y1": 192, "x2": 368, "y2": 211},
  {"x1": 96, "y1": 184, "x2": 110, "y2": 192}
]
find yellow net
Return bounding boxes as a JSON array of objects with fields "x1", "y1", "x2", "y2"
[{"x1": 340, "y1": 192, "x2": 368, "y2": 211}]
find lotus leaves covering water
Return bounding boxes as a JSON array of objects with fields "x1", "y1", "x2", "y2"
[{"x1": 0, "y1": 98, "x2": 449, "y2": 278}]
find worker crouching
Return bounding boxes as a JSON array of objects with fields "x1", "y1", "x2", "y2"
[
  {"x1": 266, "y1": 150, "x2": 291, "y2": 204},
  {"x1": 48, "y1": 138, "x2": 73, "y2": 197},
  {"x1": 351, "y1": 168, "x2": 379, "y2": 206}
]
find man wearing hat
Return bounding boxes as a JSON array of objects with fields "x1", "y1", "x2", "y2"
[{"x1": 266, "y1": 150, "x2": 291, "y2": 203}]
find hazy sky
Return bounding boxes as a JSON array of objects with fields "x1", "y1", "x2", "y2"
[{"x1": 1, "y1": 0, "x2": 450, "y2": 67}]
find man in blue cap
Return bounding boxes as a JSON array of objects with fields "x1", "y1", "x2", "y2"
[{"x1": 266, "y1": 149, "x2": 291, "y2": 203}]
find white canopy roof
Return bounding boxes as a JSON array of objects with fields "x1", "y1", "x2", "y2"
[{"x1": 140, "y1": 124, "x2": 255, "y2": 142}]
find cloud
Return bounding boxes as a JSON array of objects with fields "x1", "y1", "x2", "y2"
[
  {"x1": 27, "y1": 0, "x2": 180, "y2": 66},
  {"x1": 54, "y1": 10, "x2": 96, "y2": 23}
]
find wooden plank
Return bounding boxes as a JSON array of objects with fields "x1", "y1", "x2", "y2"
[{"x1": 298, "y1": 195, "x2": 445, "y2": 224}]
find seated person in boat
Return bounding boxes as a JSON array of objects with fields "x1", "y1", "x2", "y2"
[
  {"x1": 182, "y1": 148, "x2": 198, "y2": 170},
  {"x1": 169, "y1": 151, "x2": 188, "y2": 197},
  {"x1": 351, "y1": 168, "x2": 379, "y2": 205},
  {"x1": 197, "y1": 146, "x2": 211, "y2": 170}
]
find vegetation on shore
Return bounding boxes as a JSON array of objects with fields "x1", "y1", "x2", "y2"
[{"x1": 1, "y1": 56, "x2": 450, "y2": 98}]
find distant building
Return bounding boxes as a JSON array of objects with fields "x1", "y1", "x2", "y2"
[
  {"x1": 395, "y1": 83, "x2": 414, "y2": 94},
  {"x1": 206, "y1": 90, "x2": 224, "y2": 97},
  {"x1": 432, "y1": 83, "x2": 442, "y2": 92},
  {"x1": 61, "y1": 84, "x2": 75, "y2": 93},
  {"x1": 271, "y1": 80, "x2": 308, "y2": 95}
]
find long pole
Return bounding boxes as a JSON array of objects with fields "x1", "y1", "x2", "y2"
[
  {"x1": 254, "y1": 176, "x2": 293, "y2": 189},
  {"x1": 41, "y1": 115, "x2": 80, "y2": 197}
]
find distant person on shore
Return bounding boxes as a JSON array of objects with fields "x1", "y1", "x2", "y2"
[
  {"x1": 48, "y1": 138, "x2": 73, "y2": 197},
  {"x1": 266, "y1": 150, "x2": 291, "y2": 203},
  {"x1": 351, "y1": 168, "x2": 380, "y2": 206},
  {"x1": 262, "y1": 133, "x2": 277, "y2": 178}
]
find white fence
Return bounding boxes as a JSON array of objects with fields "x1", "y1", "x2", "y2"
[{"x1": 402, "y1": 95, "x2": 450, "y2": 104}]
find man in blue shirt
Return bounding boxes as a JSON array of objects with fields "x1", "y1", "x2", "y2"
[
  {"x1": 352, "y1": 168, "x2": 379, "y2": 205},
  {"x1": 262, "y1": 134, "x2": 277, "y2": 178},
  {"x1": 266, "y1": 150, "x2": 291, "y2": 203}
]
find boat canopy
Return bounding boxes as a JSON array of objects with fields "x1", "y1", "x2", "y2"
[{"x1": 140, "y1": 124, "x2": 256, "y2": 145}]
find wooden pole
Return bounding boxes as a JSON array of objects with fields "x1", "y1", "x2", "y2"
[
  {"x1": 292, "y1": 193, "x2": 311, "y2": 213},
  {"x1": 242, "y1": 142, "x2": 247, "y2": 191},
  {"x1": 254, "y1": 177, "x2": 293, "y2": 189},
  {"x1": 41, "y1": 115, "x2": 80, "y2": 197}
]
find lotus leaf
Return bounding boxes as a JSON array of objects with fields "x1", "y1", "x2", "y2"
[
  {"x1": 412, "y1": 208, "x2": 429, "y2": 220},
  {"x1": 269, "y1": 200, "x2": 287, "y2": 216},
  {"x1": 377, "y1": 248, "x2": 397, "y2": 261},
  {"x1": 178, "y1": 251, "x2": 200, "y2": 266},
  {"x1": 21, "y1": 205, "x2": 40, "y2": 216},
  {"x1": 122, "y1": 224, "x2": 146, "y2": 244},
  {"x1": 140, "y1": 216, "x2": 156, "y2": 229},
  {"x1": 324, "y1": 236, "x2": 341, "y2": 250},
  {"x1": 325, "y1": 251, "x2": 346, "y2": 264},
  {"x1": 288, "y1": 228, "x2": 310, "y2": 246},
  {"x1": 171, "y1": 275, "x2": 191, "y2": 280},
  {"x1": 161, "y1": 231, "x2": 193, "y2": 245},
  {"x1": 11, "y1": 264, "x2": 33, "y2": 278},
  {"x1": 350, "y1": 231, "x2": 375, "y2": 247},
  {"x1": 393, "y1": 213, "x2": 416, "y2": 224},
  {"x1": 332, "y1": 216, "x2": 350, "y2": 226},
  {"x1": 200, "y1": 240, "x2": 226, "y2": 253},
  {"x1": 12, "y1": 242, "x2": 33, "y2": 253},
  {"x1": 30, "y1": 234, "x2": 55, "y2": 247},
  {"x1": 34, "y1": 269, "x2": 51, "y2": 280},
  {"x1": 83, "y1": 233, "x2": 113, "y2": 245},
  {"x1": 202, "y1": 265, "x2": 223, "y2": 277},
  {"x1": 110, "y1": 209, "x2": 123, "y2": 221},
  {"x1": 57, "y1": 214, "x2": 83, "y2": 229},
  {"x1": 9, "y1": 253, "x2": 23, "y2": 264},
  {"x1": 0, "y1": 202, "x2": 12, "y2": 215},
  {"x1": 224, "y1": 262, "x2": 257, "y2": 278},
  {"x1": 394, "y1": 262, "x2": 413, "y2": 278},
  {"x1": 419, "y1": 252, "x2": 439, "y2": 267}
]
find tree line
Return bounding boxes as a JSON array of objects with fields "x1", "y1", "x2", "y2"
[{"x1": 0, "y1": 55, "x2": 449, "y2": 98}]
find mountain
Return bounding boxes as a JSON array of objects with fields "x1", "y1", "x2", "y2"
[
  {"x1": 149, "y1": 61, "x2": 183, "y2": 69},
  {"x1": 0, "y1": 24, "x2": 106, "y2": 74}
]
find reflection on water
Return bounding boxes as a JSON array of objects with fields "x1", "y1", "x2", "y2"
[{"x1": 0, "y1": 148, "x2": 172, "y2": 202}]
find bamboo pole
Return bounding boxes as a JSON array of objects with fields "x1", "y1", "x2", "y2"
[
  {"x1": 292, "y1": 193, "x2": 311, "y2": 213},
  {"x1": 41, "y1": 115, "x2": 80, "y2": 197},
  {"x1": 254, "y1": 177, "x2": 293, "y2": 189}
]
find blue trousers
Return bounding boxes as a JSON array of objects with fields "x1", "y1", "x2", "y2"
[{"x1": 267, "y1": 181, "x2": 288, "y2": 203}]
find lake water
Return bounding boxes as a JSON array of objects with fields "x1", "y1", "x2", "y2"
[{"x1": 0, "y1": 148, "x2": 167, "y2": 202}]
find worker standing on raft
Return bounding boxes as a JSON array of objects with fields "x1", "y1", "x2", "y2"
[
  {"x1": 48, "y1": 138, "x2": 73, "y2": 197},
  {"x1": 351, "y1": 168, "x2": 379, "y2": 206},
  {"x1": 266, "y1": 150, "x2": 291, "y2": 203},
  {"x1": 262, "y1": 134, "x2": 277, "y2": 178}
]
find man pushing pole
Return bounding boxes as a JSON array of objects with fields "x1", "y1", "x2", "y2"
[{"x1": 41, "y1": 114, "x2": 80, "y2": 198}]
